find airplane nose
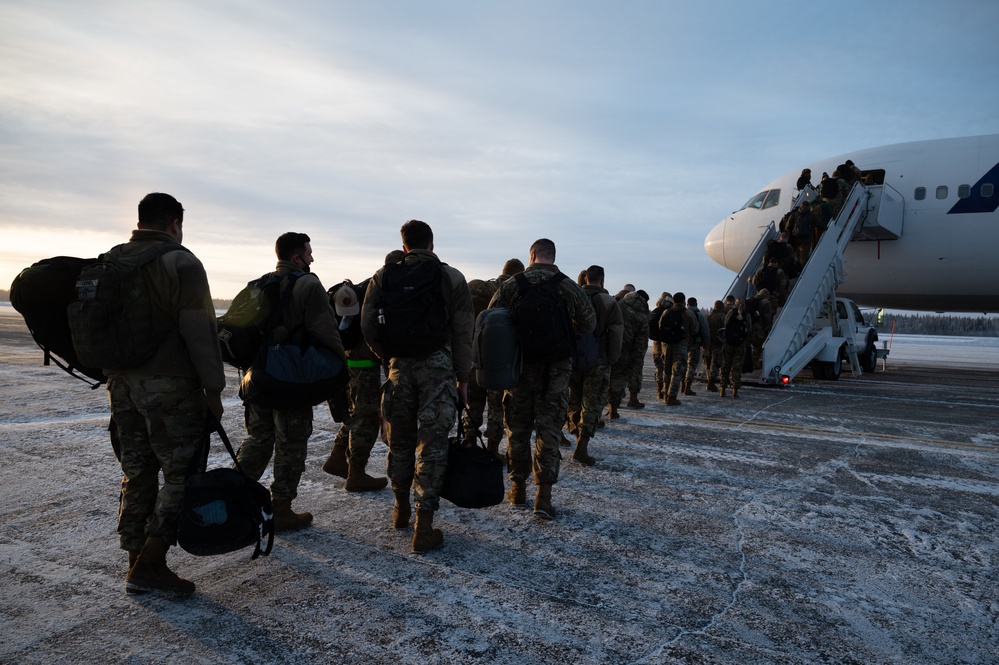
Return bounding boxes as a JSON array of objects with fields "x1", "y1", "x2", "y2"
[{"x1": 704, "y1": 218, "x2": 727, "y2": 268}]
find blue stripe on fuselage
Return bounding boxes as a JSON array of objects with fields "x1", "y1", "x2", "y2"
[{"x1": 948, "y1": 161, "x2": 999, "y2": 214}]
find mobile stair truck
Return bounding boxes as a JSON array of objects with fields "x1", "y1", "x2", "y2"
[{"x1": 725, "y1": 181, "x2": 897, "y2": 385}]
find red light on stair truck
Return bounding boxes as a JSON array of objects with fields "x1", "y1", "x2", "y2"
[{"x1": 780, "y1": 375, "x2": 791, "y2": 386}]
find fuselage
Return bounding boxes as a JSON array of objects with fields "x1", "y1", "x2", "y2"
[{"x1": 704, "y1": 135, "x2": 999, "y2": 313}]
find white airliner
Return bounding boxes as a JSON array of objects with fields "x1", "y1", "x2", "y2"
[{"x1": 704, "y1": 134, "x2": 999, "y2": 313}]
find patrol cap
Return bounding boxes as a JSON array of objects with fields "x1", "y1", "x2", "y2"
[{"x1": 333, "y1": 285, "x2": 360, "y2": 316}]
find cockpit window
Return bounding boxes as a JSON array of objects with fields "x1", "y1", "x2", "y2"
[{"x1": 739, "y1": 189, "x2": 780, "y2": 211}]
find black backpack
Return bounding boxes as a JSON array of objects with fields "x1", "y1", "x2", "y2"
[
  {"x1": 647, "y1": 304, "x2": 668, "y2": 342},
  {"x1": 572, "y1": 292, "x2": 601, "y2": 371},
  {"x1": 10, "y1": 256, "x2": 105, "y2": 386},
  {"x1": 724, "y1": 315, "x2": 750, "y2": 346},
  {"x1": 377, "y1": 257, "x2": 449, "y2": 358},
  {"x1": 218, "y1": 272, "x2": 304, "y2": 370},
  {"x1": 67, "y1": 242, "x2": 188, "y2": 370},
  {"x1": 327, "y1": 278, "x2": 367, "y2": 352},
  {"x1": 471, "y1": 307, "x2": 522, "y2": 391},
  {"x1": 511, "y1": 272, "x2": 575, "y2": 364},
  {"x1": 658, "y1": 307, "x2": 686, "y2": 344},
  {"x1": 177, "y1": 422, "x2": 274, "y2": 559},
  {"x1": 744, "y1": 296, "x2": 762, "y2": 322}
]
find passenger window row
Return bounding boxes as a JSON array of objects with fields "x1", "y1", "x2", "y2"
[{"x1": 913, "y1": 182, "x2": 994, "y2": 200}]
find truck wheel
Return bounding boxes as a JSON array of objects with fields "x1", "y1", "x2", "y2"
[
  {"x1": 823, "y1": 350, "x2": 843, "y2": 381},
  {"x1": 860, "y1": 341, "x2": 877, "y2": 373}
]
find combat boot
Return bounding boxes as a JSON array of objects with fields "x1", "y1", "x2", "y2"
[
  {"x1": 572, "y1": 434, "x2": 596, "y2": 466},
  {"x1": 533, "y1": 483, "x2": 557, "y2": 520},
  {"x1": 608, "y1": 404, "x2": 620, "y2": 419},
  {"x1": 719, "y1": 385, "x2": 726, "y2": 397},
  {"x1": 732, "y1": 386, "x2": 739, "y2": 399},
  {"x1": 665, "y1": 396, "x2": 682, "y2": 406},
  {"x1": 393, "y1": 487, "x2": 412, "y2": 529},
  {"x1": 627, "y1": 394, "x2": 645, "y2": 409},
  {"x1": 682, "y1": 382, "x2": 696, "y2": 396},
  {"x1": 344, "y1": 463, "x2": 388, "y2": 492},
  {"x1": 507, "y1": 479, "x2": 527, "y2": 506},
  {"x1": 128, "y1": 550, "x2": 140, "y2": 571},
  {"x1": 126, "y1": 535, "x2": 195, "y2": 596},
  {"x1": 412, "y1": 509, "x2": 443, "y2": 553},
  {"x1": 486, "y1": 438, "x2": 503, "y2": 463},
  {"x1": 322, "y1": 441, "x2": 349, "y2": 478},
  {"x1": 272, "y1": 499, "x2": 313, "y2": 532},
  {"x1": 706, "y1": 381, "x2": 718, "y2": 393}
]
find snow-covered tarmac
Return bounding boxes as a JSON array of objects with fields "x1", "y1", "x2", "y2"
[{"x1": 1, "y1": 305, "x2": 997, "y2": 664}]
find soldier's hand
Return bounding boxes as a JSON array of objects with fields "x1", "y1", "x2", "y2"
[{"x1": 206, "y1": 390, "x2": 224, "y2": 423}]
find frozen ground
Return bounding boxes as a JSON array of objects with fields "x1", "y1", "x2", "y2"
[{"x1": 1, "y1": 304, "x2": 998, "y2": 664}]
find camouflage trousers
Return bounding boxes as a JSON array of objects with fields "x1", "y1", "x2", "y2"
[
  {"x1": 567, "y1": 364, "x2": 610, "y2": 438},
  {"x1": 236, "y1": 403, "x2": 314, "y2": 502},
  {"x1": 685, "y1": 345, "x2": 703, "y2": 385},
  {"x1": 652, "y1": 343, "x2": 666, "y2": 396},
  {"x1": 381, "y1": 349, "x2": 457, "y2": 513},
  {"x1": 704, "y1": 343, "x2": 724, "y2": 384},
  {"x1": 108, "y1": 374, "x2": 207, "y2": 552},
  {"x1": 608, "y1": 352, "x2": 640, "y2": 408},
  {"x1": 664, "y1": 343, "x2": 688, "y2": 398},
  {"x1": 504, "y1": 360, "x2": 571, "y2": 486},
  {"x1": 720, "y1": 342, "x2": 748, "y2": 389},
  {"x1": 333, "y1": 364, "x2": 382, "y2": 468},
  {"x1": 463, "y1": 376, "x2": 504, "y2": 443},
  {"x1": 628, "y1": 346, "x2": 647, "y2": 397}
]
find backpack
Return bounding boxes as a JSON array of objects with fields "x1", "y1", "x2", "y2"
[
  {"x1": 471, "y1": 307, "x2": 522, "y2": 391},
  {"x1": 724, "y1": 315, "x2": 750, "y2": 346},
  {"x1": 467, "y1": 278, "x2": 498, "y2": 316},
  {"x1": 658, "y1": 307, "x2": 686, "y2": 344},
  {"x1": 238, "y1": 273, "x2": 349, "y2": 410},
  {"x1": 744, "y1": 296, "x2": 762, "y2": 322},
  {"x1": 327, "y1": 278, "x2": 367, "y2": 351},
  {"x1": 572, "y1": 292, "x2": 601, "y2": 371},
  {"x1": 753, "y1": 266, "x2": 778, "y2": 292},
  {"x1": 511, "y1": 272, "x2": 575, "y2": 364},
  {"x1": 177, "y1": 422, "x2": 274, "y2": 559},
  {"x1": 218, "y1": 272, "x2": 298, "y2": 370},
  {"x1": 377, "y1": 257, "x2": 449, "y2": 358},
  {"x1": 67, "y1": 242, "x2": 188, "y2": 370},
  {"x1": 647, "y1": 304, "x2": 668, "y2": 342},
  {"x1": 9, "y1": 256, "x2": 106, "y2": 385}
]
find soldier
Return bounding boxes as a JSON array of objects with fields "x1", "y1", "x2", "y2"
[
  {"x1": 682, "y1": 296, "x2": 710, "y2": 396},
  {"x1": 659, "y1": 292, "x2": 699, "y2": 406},
  {"x1": 488, "y1": 238, "x2": 596, "y2": 520},
  {"x1": 608, "y1": 290, "x2": 650, "y2": 417},
  {"x1": 704, "y1": 300, "x2": 726, "y2": 393},
  {"x1": 650, "y1": 292, "x2": 673, "y2": 400},
  {"x1": 566, "y1": 265, "x2": 623, "y2": 465},
  {"x1": 236, "y1": 232, "x2": 346, "y2": 532},
  {"x1": 720, "y1": 298, "x2": 751, "y2": 398},
  {"x1": 746, "y1": 289, "x2": 774, "y2": 370},
  {"x1": 321, "y1": 277, "x2": 389, "y2": 493},
  {"x1": 112, "y1": 193, "x2": 225, "y2": 595},
  {"x1": 463, "y1": 276, "x2": 502, "y2": 456},
  {"x1": 361, "y1": 220, "x2": 474, "y2": 553}
]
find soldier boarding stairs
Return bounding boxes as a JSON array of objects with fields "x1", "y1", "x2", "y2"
[{"x1": 725, "y1": 180, "x2": 902, "y2": 385}]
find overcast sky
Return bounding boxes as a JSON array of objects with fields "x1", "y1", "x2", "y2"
[{"x1": 2, "y1": 0, "x2": 997, "y2": 303}]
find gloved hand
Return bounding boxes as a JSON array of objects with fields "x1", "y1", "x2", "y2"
[{"x1": 206, "y1": 390, "x2": 224, "y2": 423}]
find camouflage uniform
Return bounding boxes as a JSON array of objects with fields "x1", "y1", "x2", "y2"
[
  {"x1": 608, "y1": 292, "x2": 650, "y2": 410},
  {"x1": 105, "y1": 228, "x2": 225, "y2": 552},
  {"x1": 235, "y1": 259, "x2": 345, "y2": 503},
  {"x1": 488, "y1": 263, "x2": 596, "y2": 486},
  {"x1": 748, "y1": 290, "x2": 774, "y2": 369},
  {"x1": 704, "y1": 305, "x2": 726, "y2": 388},
  {"x1": 684, "y1": 304, "x2": 710, "y2": 389},
  {"x1": 720, "y1": 307, "x2": 751, "y2": 390},
  {"x1": 567, "y1": 284, "x2": 623, "y2": 438},
  {"x1": 361, "y1": 248, "x2": 474, "y2": 512},
  {"x1": 663, "y1": 305, "x2": 700, "y2": 400},
  {"x1": 463, "y1": 278, "x2": 503, "y2": 444}
]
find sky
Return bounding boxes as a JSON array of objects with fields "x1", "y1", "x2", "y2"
[{"x1": 2, "y1": 0, "x2": 998, "y2": 303}]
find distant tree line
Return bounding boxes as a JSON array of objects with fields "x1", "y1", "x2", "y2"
[{"x1": 879, "y1": 313, "x2": 999, "y2": 337}]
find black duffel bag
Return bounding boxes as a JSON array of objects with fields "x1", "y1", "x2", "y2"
[
  {"x1": 177, "y1": 421, "x2": 274, "y2": 559},
  {"x1": 441, "y1": 407, "x2": 505, "y2": 509},
  {"x1": 239, "y1": 341, "x2": 348, "y2": 411}
]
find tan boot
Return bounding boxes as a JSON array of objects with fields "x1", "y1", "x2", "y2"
[
  {"x1": 128, "y1": 550, "x2": 140, "y2": 571},
  {"x1": 732, "y1": 386, "x2": 739, "y2": 399},
  {"x1": 322, "y1": 441, "x2": 349, "y2": 478},
  {"x1": 706, "y1": 381, "x2": 718, "y2": 393},
  {"x1": 608, "y1": 404, "x2": 620, "y2": 419},
  {"x1": 533, "y1": 483, "x2": 557, "y2": 520},
  {"x1": 412, "y1": 509, "x2": 443, "y2": 553},
  {"x1": 572, "y1": 434, "x2": 596, "y2": 466},
  {"x1": 627, "y1": 394, "x2": 645, "y2": 409},
  {"x1": 344, "y1": 462, "x2": 388, "y2": 493},
  {"x1": 393, "y1": 488, "x2": 411, "y2": 529},
  {"x1": 126, "y1": 535, "x2": 194, "y2": 595},
  {"x1": 682, "y1": 382, "x2": 696, "y2": 396},
  {"x1": 719, "y1": 385, "x2": 726, "y2": 397},
  {"x1": 507, "y1": 479, "x2": 527, "y2": 506},
  {"x1": 665, "y1": 396, "x2": 682, "y2": 406},
  {"x1": 272, "y1": 499, "x2": 313, "y2": 532}
]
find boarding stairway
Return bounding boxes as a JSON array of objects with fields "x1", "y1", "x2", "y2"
[{"x1": 725, "y1": 180, "x2": 903, "y2": 384}]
